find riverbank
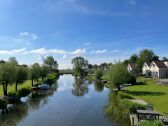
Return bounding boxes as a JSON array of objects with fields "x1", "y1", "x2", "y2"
[
  {"x1": 0, "y1": 80, "x2": 40, "y2": 96},
  {"x1": 126, "y1": 77, "x2": 168, "y2": 114}
]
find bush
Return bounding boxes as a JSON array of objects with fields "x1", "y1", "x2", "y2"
[
  {"x1": 138, "y1": 120, "x2": 164, "y2": 126},
  {"x1": 119, "y1": 92, "x2": 134, "y2": 99},
  {"x1": 0, "y1": 99, "x2": 7, "y2": 109},
  {"x1": 8, "y1": 91, "x2": 19, "y2": 97},
  {"x1": 18, "y1": 87, "x2": 31, "y2": 97},
  {"x1": 8, "y1": 87, "x2": 31, "y2": 97},
  {"x1": 45, "y1": 73, "x2": 57, "y2": 85},
  {"x1": 122, "y1": 99, "x2": 146, "y2": 113},
  {"x1": 127, "y1": 74, "x2": 136, "y2": 85},
  {"x1": 94, "y1": 69, "x2": 103, "y2": 80}
]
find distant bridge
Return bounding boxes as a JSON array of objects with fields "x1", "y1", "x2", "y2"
[{"x1": 59, "y1": 69, "x2": 73, "y2": 75}]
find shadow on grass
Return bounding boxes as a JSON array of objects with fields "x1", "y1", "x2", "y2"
[{"x1": 125, "y1": 90, "x2": 165, "y2": 96}]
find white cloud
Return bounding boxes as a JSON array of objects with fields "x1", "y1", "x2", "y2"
[
  {"x1": 0, "y1": 48, "x2": 26, "y2": 54},
  {"x1": 91, "y1": 49, "x2": 107, "y2": 54},
  {"x1": 62, "y1": 54, "x2": 68, "y2": 59},
  {"x1": 71, "y1": 49, "x2": 86, "y2": 55},
  {"x1": 19, "y1": 32, "x2": 38, "y2": 40},
  {"x1": 0, "y1": 48, "x2": 86, "y2": 56}
]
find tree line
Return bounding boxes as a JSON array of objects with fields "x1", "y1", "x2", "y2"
[
  {"x1": 123, "y1": 49, "x2": 168, "y2": 73},
  {"x1": 0, "y1": 56, "x2": 59, "y2": 96}
]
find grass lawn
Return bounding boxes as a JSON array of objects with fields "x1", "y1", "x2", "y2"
[
  {"x1": 0, "y1": 80, "x2": 36, "y2": 96},
  {"x1": 127, "y1": 77, "x2": 168, "y2": 114}
]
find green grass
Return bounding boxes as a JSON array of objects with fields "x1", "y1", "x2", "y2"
[
  {"x1": 0, "y1": 80, "x2": 36, "y2": 96},
  {"x1": 127, "y1": 77, "x2": 168, "y2": 114}
]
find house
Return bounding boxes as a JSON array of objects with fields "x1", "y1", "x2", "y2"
[
  {"x1": 149, "y1": 61, "x2": 168, "y2": 78},
  {"x1": 163, "y1": 60, "x2": 168, "y2": 67},
  {"x1": 127, "y1": 63, "x2": 137, "y2": 74},
  {"x1": 142, "y1": 62, "x2": 151, "y2": 75}
]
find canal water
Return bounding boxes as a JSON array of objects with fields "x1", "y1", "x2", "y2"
[{"x1": 0, "y1": 75, "x2": 121, "y2": 126}]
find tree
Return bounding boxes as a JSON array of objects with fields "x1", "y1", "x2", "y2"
[
  {"x1": 15, "y1": 66, "x2": 28, "y2": 91},
  {"x1": 8, "y1": 57, "x2": 18, "y2": 65},
  {"x1": 137, "y1": 49, "x2": 159, "y2": 73},
  {"x1": 130, "y1": 54, "x2": 139, "y2": 63},
  {"x1": 72, "y1": 56, "x2": 88, "y2": 77},
  {"x1": 94, "y1": 69, "x2": 103, "y2": 80},
  {"x1": 29, "y1": 63, "x2": 41, "y2": 86},
  {"x1": 0, "y1": 60, "x2": 6, "y2": 64},
  {"x1": 40, "y1": 65, "x2": 50, "y2": 82},
  {"x1": 0, "y1": 62, "x2": 17, "y2": 95},
  {"x1": 139, "y1": 49, "x2": 159, "y2": 63},
  {"x1": 43, "y1": 56, "x2": 58, "y2": 72},
  {"x1": 122, "y1": 60, "x2": 130, "y2": 66},
  {"x1": 163, "y1": 57, "x2": 168, "y2": 61},
  {"x1": 104, "y1": 63, "x2": 134, "y2": 90}
]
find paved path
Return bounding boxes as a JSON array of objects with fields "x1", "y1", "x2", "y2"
[{"x1": 130, "y1": 99, "x2": 148, "y2": 105}]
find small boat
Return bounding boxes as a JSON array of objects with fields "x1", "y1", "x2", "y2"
[{"x1": 39, "y1": 84, "x2": 50, "y2": 90}]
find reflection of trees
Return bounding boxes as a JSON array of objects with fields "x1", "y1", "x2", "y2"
[
  {"x1": 105, "y1": 91, "x2": 130, "y2": 126},
  {"x1": 30, "y1": 83, "x2": 57, "y2": 110},
  {"x1": 72, "y1": 77, "x2": 88, "y2": 96},
  {"x1": 0, "y1": 104, "x2": 29, "y2": 126},
  {"x1": 94, "y1": 80, "x2": 104, "y2": 92},
  {"x1": 0, "y1": 82, "x2": 58, "y2": 126}
]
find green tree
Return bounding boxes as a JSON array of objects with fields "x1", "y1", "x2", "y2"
[
  {"x1": 137, "y1": 49, "x2": 159, "y2": 73},
  {"x1": 29, "y1": 63, "x2": 41, "y2": 86},
  {"x1": 104, "y1": 63, "x2": 134, "y2": 90},
  {"x1": 0, "y1": 62, "x2": 17, "y2": 95},
  {"x1": 94, "y1": 69, "x2": 103, "y2": 80},
  {"x1": 15, "y1": 66, "x2": 28, "y2": 91},
  {"x1": 72, "y1": 56, "x2": 88, "y2": 77},
  {"x1": 130, "y1": 54, "x2": 139, "y2": 63},
  {"x1": 40, "y1": 65, "x2": 50, "y2": 82},
  {"x1": 8, "y1": 57, "x2": 18, "y2": 65},
  {"x1": 163, "y1": 57, "x2": 168, "y2": 61},
  {"x1": 43, "y1": 56, "x2": 58, "y2": 72}
]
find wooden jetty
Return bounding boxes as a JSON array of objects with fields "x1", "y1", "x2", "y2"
[{"x1": 130, "y1": 109, "x2": 168, "y2": 126}]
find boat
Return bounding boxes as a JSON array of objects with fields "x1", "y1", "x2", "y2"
[{"x1": 39, "y1": 84, "x2": 50, "y2": 90}]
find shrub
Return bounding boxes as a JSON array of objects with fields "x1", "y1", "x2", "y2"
[
  {"x1": 122, "y1": 99, "x2": 146, "y2": 113},
  {"x1": 94, "y1": 69, "x2": 103, "y2": 80},
  {"x1": 0, "y1": 99, "x2": 7, "y2": 109},
  {"x1": 8, "y1": 87, "x2": 31, "y2": 97},
  {"x1": 18, "y1": 87, "x2": 31, "y2": 97},
  {"x1": 8, "y1": 91, "x2": 19, "y2": 97},
  {"x1": 119, "y1": 92, "x2": 134, "y2": 99},
  {"x1": 138, "y1": 120, "x2": 164, "y2": 126},
  {"x1": 127, "y1": 74, "x2": 136, "y2": 85},
  {"x1": 45, "y1": 73, "x2": 57, "y2": 85}
]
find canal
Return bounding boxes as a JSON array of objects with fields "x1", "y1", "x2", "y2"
[{"x1": 0, "y1": 75, "x2": 123, "y2": 126}]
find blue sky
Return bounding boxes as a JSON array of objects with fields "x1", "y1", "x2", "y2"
[{"x1": 0, "y1": 0, "x2": 168, "y2": 68}]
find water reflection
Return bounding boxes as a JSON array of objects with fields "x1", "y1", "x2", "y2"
[
  {"x1": 0, "y1": 83, "x2": 58, "y2": 126},
  {"x1": 0, "y1": 75, "x2": 129, "y2": 126},
  {"x1": 72, "y1": 77, "x2": 89, "y2": 96},
  {"x1": 0, "y1": 104, "x2": 29, "y2": 126},
  {"x1": 93, "y1": 80, "x2": 104, "y2": 92}
]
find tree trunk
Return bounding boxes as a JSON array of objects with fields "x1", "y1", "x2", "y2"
[
  {"x1": 15, "y1": 82, "x2": 18, "y2": 91},
  {"x1": 3, "y1": 82, "x2": 8, "y2": 96},
  {"x1": 32, "y1": 79, "x2": 33, "y2": 86}
]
